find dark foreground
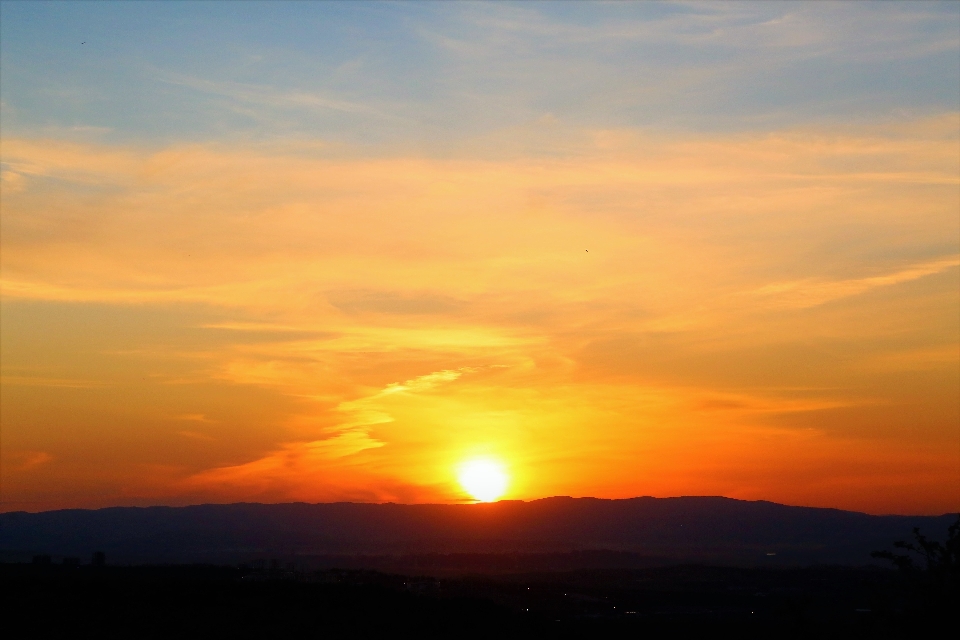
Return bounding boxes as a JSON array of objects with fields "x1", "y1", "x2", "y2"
[{"x1": 2, "y1": 563, "x2": 947, "y2": 639}]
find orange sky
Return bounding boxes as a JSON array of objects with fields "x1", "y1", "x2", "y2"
[{"x1": 2, "y1": 3, "x2": 958, "y2": 515}]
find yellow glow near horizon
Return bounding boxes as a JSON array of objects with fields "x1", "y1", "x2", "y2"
[{"x1": 458, "y1": 459, "x2": 509, "y2": 502}]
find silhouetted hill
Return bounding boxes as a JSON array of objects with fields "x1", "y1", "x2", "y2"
[{"x1": 1, "y1": 497, "x2": 952, "y2": 567}]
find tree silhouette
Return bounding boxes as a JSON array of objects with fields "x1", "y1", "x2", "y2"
[
  {"x1": 871, "y1": 515, "x2": 959, "y2": 574},
  {"x1": 871, "y1": 514, "x2": 958, "y2": 624}
]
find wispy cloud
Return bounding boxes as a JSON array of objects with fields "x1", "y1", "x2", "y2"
[
  {"x1": 2, "y1": 113, "x2": 956, "y2": 512},
  {"x1": 0, "y1": 375, "x2": 110, "y2": 388},
  {"x1": 185, "y1": 368, "x2": 474, "y2": 501},
  {"x1": 0, "y1": 170, "x2": 26, "y2": 193},
  {"x1": 450, "y1": 2, "x2": 958, "y2": 61},
  {"x1": 175, "y1": 413, "x2": 216, "y2": 423},
  {"x1": 6, "y1": 451, "x2": 54, "y2": 471},
  {"x1": 752, "y1": 257, "x2": 960, "y2": 309},
  {"x1": 177, "y1": 430, "x2": 216, "y2": 442},
  {"x1": 153, "y1": 68, "x2": 399, "y2": 120}
]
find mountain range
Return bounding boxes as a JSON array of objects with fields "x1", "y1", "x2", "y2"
[{"x1": 1, "y1": 496, "x2": 953, "y2": 568}]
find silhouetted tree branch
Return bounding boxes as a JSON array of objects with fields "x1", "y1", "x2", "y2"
[
  {"x1": 871, "y1": 514, "x2": 959, "y2": 621},
  {"x1": 872, "y1": 516, "x2": 959, "y2": 569}
]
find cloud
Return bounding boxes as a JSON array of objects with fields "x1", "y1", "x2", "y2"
[
  {"x1": 153, "y1": 68, "x2": 399, "y2": 120},
  {"x1": 177, "y1": 430, "x2": 216, "y2": 442},
  {"x1": 1, "y1": 115, "x2": 955, "y2": 313},
  {"x1": 176, "y1": 413, "x2": 216, "y2": 423},
  {"x1": 694, "y1": 393, "x2": 855, "y2": 415},
  {"x1": 0, "y1": 170, "x2": 25, "y2": 194},
  {"x1": 408, "y1": 0, "x2": 959, "y2": 138},
  {"x1": 7, "y1": 451, "x2": 54, "y2": 471},
  {"x1": 328, "y1": 290, "x2": 463, "y2": 316},
  {"x1": 0, "y1": 375, "x2": 109, "y2": 388},
  {"x1": 752, "y1": 257, "x2": 960, "y2": 309},
  {"x1": 2, "y1": 115, "x2": 957, "y2": 512},
  {"x1": 200, "y1": 322, "x2": 321, "y2": 332},
  {"x1": 184, "y1": 368, "x2": 473, "y2": 501},
  {"x1": 451, "y1": 2, "x2": 959, "y2": 62}
]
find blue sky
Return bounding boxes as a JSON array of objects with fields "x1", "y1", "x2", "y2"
[{"x1": 2, "y1": 1, "x2": 958, "y2": 148}]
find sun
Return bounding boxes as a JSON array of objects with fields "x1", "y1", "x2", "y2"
[{"x1": 457, "y1": 458, "x2": 509, "y2": 502}]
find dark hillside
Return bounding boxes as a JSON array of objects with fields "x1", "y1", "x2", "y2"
[{"x1": 1, "y1": 496, "x2": 952, "y2": 566}]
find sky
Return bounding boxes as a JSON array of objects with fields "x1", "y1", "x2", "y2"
[{"x1": 1, "y1": 1, "x2": 958, "y2": 515}]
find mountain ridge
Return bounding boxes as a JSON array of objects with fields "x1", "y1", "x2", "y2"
[{"x1": 2, "y1": 496, "x2": 953, "y2": 567}]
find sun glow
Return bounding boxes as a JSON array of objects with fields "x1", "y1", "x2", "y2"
[{"x1": 457, "y1": 458, "x2": 509, "y2": 502}]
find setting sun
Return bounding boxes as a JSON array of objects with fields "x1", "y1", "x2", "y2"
[{"x1": 458, "y1": 459, "x2": 509, "y2": 502}]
